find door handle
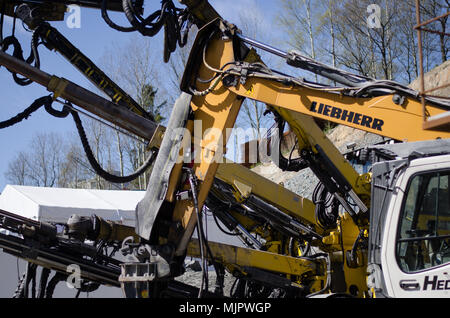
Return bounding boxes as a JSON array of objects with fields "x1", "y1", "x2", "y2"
[{"x1": 399, "y1": 280, "x2": 420, "y2": 291}]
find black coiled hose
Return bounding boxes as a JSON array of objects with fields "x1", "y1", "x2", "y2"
[
  {"x1": 0, "y1": 95, "x2": 156, "y2": 184},
  {"x1": 120, "y1": 0, "x2": 191, "y2": 62},
  {"x1": 70, "y1": 106, "x2": 157, "y2": 184},
  {"x1": 271, "y1": 114, "x2": 308, "y2": 172},
  {"x1": 312, "y1": 182, "x2": 339, "y2": 229},
  {"x1": 122, "y1": 0, "x2": 169, "y2": 37},
  {"x1": 101, "y1": 0, "x2": 137, "y2": 32},
  {"x1": 0, "y1": 24, "x2": 42, "y2": 86}
]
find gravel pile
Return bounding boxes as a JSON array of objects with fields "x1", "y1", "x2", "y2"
[
  {"x1": 175, "y1": 264, "x2": 236, "y2": 297},
  {"x1": 252, "y1": 125, "x2": 384, "y2": 200}
]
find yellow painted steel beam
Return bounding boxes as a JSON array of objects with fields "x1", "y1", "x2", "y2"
[
  {"x1": 215, "y1": 163, "x2": 321, "y2": 233},
  {"x1": 169, "y1": 32, "x2": 245, "y2": 256},
  {"x1": 187, "y1": 239, "x2": 322, "y2": 277}
]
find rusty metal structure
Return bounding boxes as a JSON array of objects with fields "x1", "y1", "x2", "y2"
[{"x1": 415, "y1": 0, "x2": 450, "y2": 130}]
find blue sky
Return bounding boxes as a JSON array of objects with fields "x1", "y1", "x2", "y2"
[{"x1": 0, "y1": 0, "x2": 283, "y2": 191}]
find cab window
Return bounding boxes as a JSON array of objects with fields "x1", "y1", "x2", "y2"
[{"x1": 396, "y1": 170, "x2": 450, "y2": 273}]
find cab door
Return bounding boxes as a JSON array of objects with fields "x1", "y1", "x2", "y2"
[{"x1": 382, "y1": 155, "x2": 450, "y2": 297}]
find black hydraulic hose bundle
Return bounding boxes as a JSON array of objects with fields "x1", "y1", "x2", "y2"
[
  {"x1": 101, "y1": 0, "x2": 193, "y2": 62},
  {"x1": 24, "y1": 262, "x2": 37, "y2": 298},
  {"x1": 101, "y1": 0, "x2": 137, "y2": 32},
  {"x1": 265, "y1": 114, "x2": 339, "y2": 229},
  {"x1": 122, "y1": 0, "x2": 172, "y2": 37},
  {"x1": 312, "y1": 182, "x2": 339, "y2": 229},
  {"x1": 38, "y1": 267, "x2": 51, "y2": 298},
  {"x1": 0, "y1": 96, "x2": 155, "y2": 184},
  {"x1": 184, "y1": 167, "x2": 225, "y2": 298},
  {"x1": 70, "y1": 105, "x2": 157, "y2": 184},
  {"x1": 44, "y1": 272, "x2": 68, "y2": 298},
  {"x1": 0, "y1": 24, "x2": 42, "y2": 86},
  {"x1": 0, "y1": 95, "x2": 53, "y2": 129},
  {"x1": 184, "y1": 167, "x2": 210, "y2": 297},
  {"x1": 0, "y1": 95, "x2": 70, "y2": 126},
  {"x1": 269, "y1": 113, "x2": 308, "y2": 172}
]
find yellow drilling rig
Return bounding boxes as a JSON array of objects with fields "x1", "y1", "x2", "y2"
[{"x1": 0, "y1": 0, "x2": 449, "y2": 298}]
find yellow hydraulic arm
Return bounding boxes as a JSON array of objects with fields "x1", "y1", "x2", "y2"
[
  {"x1": 163, "y1": 17, "x2": 449, "y2": 251},
  {"x1": 135, "y1": 16, "x2": 448, "y2": 296},
  {"x1": 2, "y1": 0, "x2": 449, "y2": 298}
]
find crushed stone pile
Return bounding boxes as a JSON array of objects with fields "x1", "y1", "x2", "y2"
[{"x1": 251, "y1": 125, "x2": 384, "y2": 200}]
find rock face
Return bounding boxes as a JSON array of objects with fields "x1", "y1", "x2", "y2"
[
  {"x1": 175, "y1": 266, "x2": 235, "y2": 297},
  {"x1": 409, "y1": 60, "x2": 450, "y2": 97}
]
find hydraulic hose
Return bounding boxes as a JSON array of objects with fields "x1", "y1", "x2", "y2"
[
  {"x1": 0, "y1": 95, "x2": 156, "y2": 184},
  {"x1": 70, "y1": 107, "x2": 157, "y2": 184},
  {"x1": 101, "y1": 0, "x2": 137, "y2": 32}
]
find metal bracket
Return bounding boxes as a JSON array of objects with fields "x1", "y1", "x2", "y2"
[
  {"x1": 47, "y1": 76, "x2": 69, "y2": 100},
  {"x1": 176, "y1": 190, "x2": 192, "y2": 201}
]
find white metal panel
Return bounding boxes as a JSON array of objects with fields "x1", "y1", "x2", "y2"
[
  {"x1": 382, "y1": 155, "x2": 450, "y2": 297},
  {"x1": 0, "y1": 185, "x2": 40, "y2": 220},
  {"x1": 0, "y1": 185, "x2": 245, "y2": 247},
  {"x1": 0, "y1": 185, "x2": 144, "y2": 225}
]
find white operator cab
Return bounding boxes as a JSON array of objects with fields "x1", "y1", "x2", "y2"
[
  {"x1": 364, "y1": 138, "x2": 450, "y2": 298},
  {"x1": 382, "y1": 153, "x2": 450, "y2": 297}
]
